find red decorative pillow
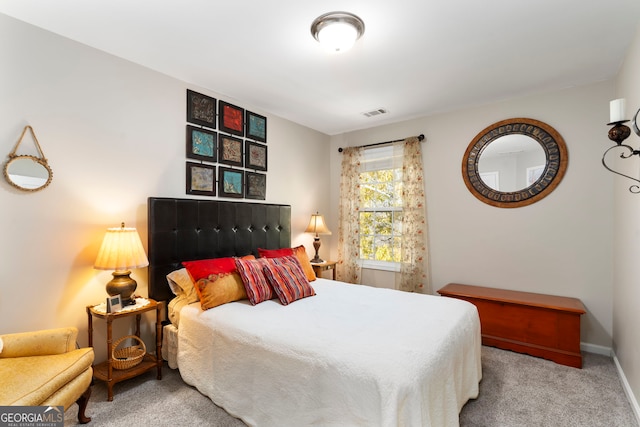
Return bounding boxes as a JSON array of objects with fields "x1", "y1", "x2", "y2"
[
  {"x1": 234, "y1": 257, "x2": 273, "y2": 305},
  {"x1": 258, "y1": 247, "x2": 293, "y2": 258},
  {"x1": 263, "y1": 256, "x2": 315, "y2": 305},
  {"x1": 259, "y1": 245, "x2": 316, "y2": 282},
  {"x1": 183, "y1": 255, "x2": 255, "y2": 282}
]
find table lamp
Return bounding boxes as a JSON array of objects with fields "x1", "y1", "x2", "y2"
[
  {"x1": 305, "y1": 212, "x2": 332, "y2": 263},
  {"x1": 94, "y1": 222, "x2": 149, "y2": 305}
]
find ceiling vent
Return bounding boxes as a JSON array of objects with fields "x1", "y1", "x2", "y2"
[{"x1": 362, "y1": 108, "x2": 388, "y2": 118}]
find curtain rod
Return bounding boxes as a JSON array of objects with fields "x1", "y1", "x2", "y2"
[{"x1": 338, "y1": 134, "x2": 425, "y2": 152}]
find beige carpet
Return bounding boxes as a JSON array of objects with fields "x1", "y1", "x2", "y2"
[{"x1": 65, "y1": 346, "x2": 638, "y2": 426}]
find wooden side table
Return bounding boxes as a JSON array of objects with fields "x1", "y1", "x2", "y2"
[
  {"x1": 311, "y1": 260, "x2": 337, "y2": 280},
  {"x1": 87, "y1": 298, "x2": 162, "y2": 401}
]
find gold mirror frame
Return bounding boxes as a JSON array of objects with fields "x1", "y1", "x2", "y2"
[
  {"x1": 3, "y1": 126, "x2": 53, "y2": 192},
  {"x1": 4, "y1": 155, "x2": 53, "y2": 191},
  {"x1": 462, "y1": 118, "x2": 568, "y2": 208}
]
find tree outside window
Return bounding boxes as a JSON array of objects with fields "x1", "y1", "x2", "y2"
[{"x1": 358, "y1": 148, "x2": 403, "y2": 265}]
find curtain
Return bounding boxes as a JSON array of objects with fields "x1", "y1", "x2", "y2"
[
  {"x1": 396, "y1": 137, "x2": 431, "y2": 293},
  {"x1": 336, "y1": 146, "x2": 363, "y2": 284}
]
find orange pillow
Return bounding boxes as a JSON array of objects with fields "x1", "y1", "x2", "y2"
[
  {"x1": 291, "y1": 246, "x2": 316, "y2": 282},
  {"x1": 195, "y1": 272, "x2": 248, "y2": 310},
  {"x1": 258, "y1": 245, "x2": 316, "y2": 282}
]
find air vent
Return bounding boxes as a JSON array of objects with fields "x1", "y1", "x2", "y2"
[{"x1": 362, "y1": 108, "x2": 388, "y2": 118}]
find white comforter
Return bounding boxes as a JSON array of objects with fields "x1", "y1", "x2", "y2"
[{"x1": 177, "y1": 279, "x2": 482, "y2": 427}]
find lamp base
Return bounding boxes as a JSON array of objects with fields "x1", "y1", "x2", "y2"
[
  {"x1": 311, "y1": 237, "x2": 324, "y2": 264},
  {"x1": 106, "y1": 270, "x2": 137, "y2": 305}
]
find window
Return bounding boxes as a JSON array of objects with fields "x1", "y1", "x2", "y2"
[{"x1": 358, "y1": 145, "x2": 403, "y2": 270}]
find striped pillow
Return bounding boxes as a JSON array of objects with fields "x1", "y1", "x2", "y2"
[
  {"x1": 263, "y1": 256, "x2": 315, "y2": 305},
  {"x1": 258, "y1": 245, "x2": 317, "y2": 282},
  {"x1": 234, "y1": 257, "x2": 273, "y2": 305}
]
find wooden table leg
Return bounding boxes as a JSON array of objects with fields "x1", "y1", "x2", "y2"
[
  {"x1": 156, "y1": 304, "x2": 162, "y2": 380},
  {"x1": 106, "y1": 317, "x2": 113, "y2": 401}
]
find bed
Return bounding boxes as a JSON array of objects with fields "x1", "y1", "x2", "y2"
[{"x1": 147, "y1": 197, "x2": 482, "y2": 427}]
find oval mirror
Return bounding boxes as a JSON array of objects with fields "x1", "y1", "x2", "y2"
[
  {"x1": 462, "y1": 118, "x2": 568, "y2": 208},
  {"x1": 3, "y1": 155, "x2": 53, "y2": 191}
]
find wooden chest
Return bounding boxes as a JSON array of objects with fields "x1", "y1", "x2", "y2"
[{"x1": 438, "y1": 283, "x2": 586, "y2": 368}]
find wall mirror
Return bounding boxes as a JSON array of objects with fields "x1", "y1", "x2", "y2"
[
  {"x1": 462, "y1": 118, "x2": 567, "y2": 208},
  {"x1": 4, "y1": 155, "x2": 53, "y2": 191},
  {"x1": 3, "y1": 125, "x2": 53, "y2": 192}
]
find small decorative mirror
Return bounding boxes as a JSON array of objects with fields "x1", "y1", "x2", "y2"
[
  {"x1": 3, "y1": 126, "x2": 53, "y2": 192},
  {"x1": 462, "y1": 118, "x2": 567, "y2": 208}
]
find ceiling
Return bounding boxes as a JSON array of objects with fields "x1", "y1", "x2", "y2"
[{"x1": 1, "y1": 0, "x2": 639, "y2": 136}]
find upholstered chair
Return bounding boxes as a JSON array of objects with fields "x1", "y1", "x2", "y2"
[{"x1": 0, "y1": 327, "x2": 94, "y2": 423}]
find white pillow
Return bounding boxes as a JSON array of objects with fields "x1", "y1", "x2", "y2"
[
  {"x1": 166, "y1": 268, "x2": 199, "y2": 303},
  {"x1": 0, "y1": 336, "x2": 3, "y2": 354}
]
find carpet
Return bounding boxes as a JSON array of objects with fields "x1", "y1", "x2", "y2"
[{"x1": 65, "y1": 346, "x2": 638, "y2": 426}]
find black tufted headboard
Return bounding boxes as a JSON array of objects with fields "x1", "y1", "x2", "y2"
[{"x1": 147, "y1": 197, "x2": 291, "y2": 303}]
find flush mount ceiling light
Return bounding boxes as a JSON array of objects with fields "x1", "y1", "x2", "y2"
[{"x1": 311, "y1": 11, "x2": 365, "y2": 52}]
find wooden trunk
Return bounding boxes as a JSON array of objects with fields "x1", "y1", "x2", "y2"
[{"x1": 438, "y1": 283, "x2": 586, "y2": 368}]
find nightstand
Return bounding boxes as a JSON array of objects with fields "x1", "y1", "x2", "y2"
[
  {"x1": 87, "y1": 297, "x2": 162, "y2": 401},
  {"x1": 311, "y1": 260, "x2": 337, "y2": 280}
]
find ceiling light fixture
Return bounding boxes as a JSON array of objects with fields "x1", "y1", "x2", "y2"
[{"x1": 311, "y1": 11, "x2": 365, "y2": 53}]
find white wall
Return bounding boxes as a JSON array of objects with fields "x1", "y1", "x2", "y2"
[
  {"x1": 0, "y1": 14, "x2": 330, "y2": 358},
  {"x1": 0, "y1": 11, "x2": 629, "y2": 365},
  {"x1": 329, "y1": 82, "x2": 615, "y2": 349},
  {"x1": 613, "y1": 23, "x2": 640, "y2": 417}
]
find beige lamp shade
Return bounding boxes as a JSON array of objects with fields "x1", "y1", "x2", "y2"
[
  {"x1": 304, "y1": 213, "x2": 332, "y2": 236},
  {"x1": 94, "y1": 223, "x2": 148, "y2": 305},
  {"x1": 305, "y1": 212, "x2": 331, "y2": 263}
]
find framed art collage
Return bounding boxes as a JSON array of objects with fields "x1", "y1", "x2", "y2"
[{"x1": 185, "y1": 89, "x2": 267, "y2": 199}]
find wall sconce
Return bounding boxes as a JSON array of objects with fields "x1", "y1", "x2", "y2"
[{"x1": 604, "y1": 98, "x2": 640, "y2": 193}]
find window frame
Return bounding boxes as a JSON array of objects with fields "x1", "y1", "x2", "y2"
[{"x1": 358, "y1": 145, "x2": 403, "y2": 271}]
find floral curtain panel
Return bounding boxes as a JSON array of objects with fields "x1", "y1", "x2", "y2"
[
  {"x1": 337, "y1": 137, "x2": 430, "y2": 293},
  {"x1": 336, "y1": 146, "x2": 363, "y2": 284},
  {"x1": 397, "y1": 137, "x2": 430, "y2": 293}
]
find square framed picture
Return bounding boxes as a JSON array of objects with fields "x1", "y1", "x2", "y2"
[
  {"x1": 186, "y1": 162, "x2": 216, "y2": 196},
  {"x1": 218, "y1": 167, "x2": 244, "y2": 198},
  {"x1": 245, "y1": 141, "x2": 267, "y2": 171},
  {"x1": 107, "y1": 295, "x2": 122, "y2": 313},
  {"x1": 218, "y1": 134, "x2": 244, "y2": 167},
  {"x1": 186, "y1": 89, "x2": 216, "y2": 128},
  {"x1": 186, "y1": 125, "x2": 217, "y2": 162},
  {"x1": 245, "y1": 171, "x2": 266, "y2": 200},
  {"x1": 218, "y1": 101, "x2": 245, "y2": 136},
  {"x1": 246, "y1": 110, "x2": 267, "y2": 142}
]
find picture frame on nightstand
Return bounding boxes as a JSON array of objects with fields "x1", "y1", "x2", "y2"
[{"x1": 106, "y1": 295, "x2": 122, "y2": 313}]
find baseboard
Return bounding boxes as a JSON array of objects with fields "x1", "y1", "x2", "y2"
[
  {"x1": 613, "y1": 352, "x2": 640, "y2": 426},
  {"x1": 580, "y1": 342, "x2": 612, "y2": 356}
]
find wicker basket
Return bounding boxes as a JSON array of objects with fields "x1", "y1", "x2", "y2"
[{"x1": 112, "y1": 335, "x2": 146, "y2": 370}]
